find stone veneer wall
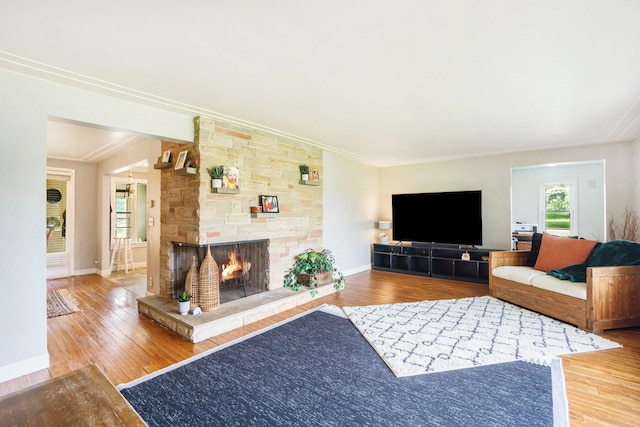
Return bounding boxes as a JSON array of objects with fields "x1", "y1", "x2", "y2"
[{"x1": 158, "y1": 117, "x2": 323, "y2": 297}]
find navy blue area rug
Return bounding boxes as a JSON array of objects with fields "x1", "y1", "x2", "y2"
[{"x1": 118, "y1": 306, "x2": 568, "y2": 427}]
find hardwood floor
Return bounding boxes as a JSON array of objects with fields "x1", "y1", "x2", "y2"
[{"x1": 2, "y1": 270, "x2": 639, "y2": 426}]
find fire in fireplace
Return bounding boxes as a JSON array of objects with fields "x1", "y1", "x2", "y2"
[
  {"x1": 221, "y1": 250, "x2": 247, "y2": 278},
  {"x1": 172, "y1": 239, "x2": 269, "y2": 304}
]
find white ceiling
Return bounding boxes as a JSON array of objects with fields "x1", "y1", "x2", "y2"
[
  {"x1": 47, "y1": 119, "x2": 133, "y2": 162},
  {"x1": 2, "y1": 1, "x2": 640, "y2": 166}
]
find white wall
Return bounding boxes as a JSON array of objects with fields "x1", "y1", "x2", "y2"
[
  {"x1": 511, "y1": 161, "x2": 605, "y2": 241},
  {"x1": 0, "y1": 68, "x2": 193, "y2": 382},
  {"x1": 379, "y1": 155, "x2": 509, "y2": 249},
  {"x1": 380, "y1": 142, "x2": 636, "y2": 250},
  {"x1": 323, "y1": 151, "x2": 380, "y2": 275}
]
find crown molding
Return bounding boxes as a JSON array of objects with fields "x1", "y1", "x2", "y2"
[{"x1": 0, "y1": 51, "x2": 369, "y2": 164}]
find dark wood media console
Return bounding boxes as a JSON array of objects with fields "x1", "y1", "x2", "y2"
[{"x1": 372, "y1": 243, "x2": 494, "y2": 284}]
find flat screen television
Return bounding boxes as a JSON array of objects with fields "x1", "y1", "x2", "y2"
[{"x1": 392, "y1": 190, "x2": 482, "y2": 246}]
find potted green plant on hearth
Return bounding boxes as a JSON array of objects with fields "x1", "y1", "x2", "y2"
[
  {"x1": 207, "y1": 165, "x2": 225, "y2": 188},
  {"x1": 178, "y1": 291, "x2": 191, "y2": 315},
  {"x1": 299, "y1": 164, "x2": 310, "y2": 181},
  {"x1": 283, "y1": 249, "x2": 345, "y2": 297}
]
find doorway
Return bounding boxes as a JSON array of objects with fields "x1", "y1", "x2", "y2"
[{"x1": 46, "y1": 168, "x2": 75, "y2": 279}]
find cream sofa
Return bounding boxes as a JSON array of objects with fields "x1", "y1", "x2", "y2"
[{"x1": 489, "y1": 250, "x2": 640, "y2": 333}]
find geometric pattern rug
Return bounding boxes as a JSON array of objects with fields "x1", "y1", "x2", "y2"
[
  {"x1": 47, "y1": 289, "x2": 80, "y2": 319},
  {"x1": 343, "y1": 296, "x2": 621, "y2": 377},
  {"x1": 119, "y1": 305, "x2": 568, "y2": 426}
]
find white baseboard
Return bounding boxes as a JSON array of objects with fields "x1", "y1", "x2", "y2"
[
  {"x1": 74, "y1": 268, "x2": 98, "y2": 276},
  {"x1": 343, "y1": 264, "x2": 371, "y2": 277},
  {"x1": 97, "y1": 262, "x2": 147, "y2": 277},
  {"x1": 0, "y1": 353, "x2": 49, "y2": 383}
]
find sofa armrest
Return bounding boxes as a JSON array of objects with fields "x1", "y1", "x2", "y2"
[
  {"x1": 587, "y1": 265, "x2": 640, "y2": 332},
  {"x1": 489, "y1": 251, "x2": 530, "y2": 271},
  {"x1": 589, "y1": 264, "x2": 640, "y2": 279}
]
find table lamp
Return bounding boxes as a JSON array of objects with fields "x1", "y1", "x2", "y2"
[{"x1": 378, "y1": 221, "x2": 391, "y2": 243}]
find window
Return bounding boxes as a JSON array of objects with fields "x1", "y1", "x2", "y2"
[
  {"x1": 111, "y1": 178, "x2": 147, "y2": 244},
  {"x1": 540, "y1": 181, "x2": 577, "y2": 236},
  {"x1": 114, "y1": 184, "x2": 133, "y2": 238}
]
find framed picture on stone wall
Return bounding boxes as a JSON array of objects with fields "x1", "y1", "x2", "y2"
[
  {"x1": 162, "y1": 150, "x2": 171, "y2": 163},
  {"x1": 260, "y1": 195, "x2": 279, "y2": 213},
  {"x1": 308, "y1": 167, "x2": 320, "y2": 181},
  {"x1": 175, "y1": 150, "x2": 188, "y2": 169},
  {"x1": 222, "y1": 166, "x2": 239, "y2": 189}
]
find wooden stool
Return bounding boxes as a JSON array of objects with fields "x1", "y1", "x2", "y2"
[{"x1": 110, "y1": 237, "x2": 134, "y2": 274}]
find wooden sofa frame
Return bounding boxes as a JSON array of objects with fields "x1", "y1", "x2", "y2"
[{"x1": 489, "y1": 251, "x2": 640, "y2": 333}]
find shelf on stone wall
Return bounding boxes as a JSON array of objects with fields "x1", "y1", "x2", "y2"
[
  {"x1": 251, "y1": 212, "x2": 279, "y2": 218},
  {"x1": 299, "y1": 180, "x2": 321, "y2": 186},
  {"x1": 175, "y1": 167, "x2": 197, "y2": 175},
  {"x1": 211, "y1": 187, "x2": 240, "y2": 194},
  {"x1": 153, "y1": 162, "x2": 172, "y2": 169}
]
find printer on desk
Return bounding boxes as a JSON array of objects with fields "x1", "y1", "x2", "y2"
[
  {"x1": 512, "y1": 223, "x2": 538, "y2": 234},
  {"x1": 511, "y1": 223, "x2": 538, "y2": 250}
]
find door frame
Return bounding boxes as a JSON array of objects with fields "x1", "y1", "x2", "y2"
[{"x1": 47, "y1": 167, "x2": 75, "y2": 278}]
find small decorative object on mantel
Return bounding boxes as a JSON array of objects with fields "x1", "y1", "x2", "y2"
[
  {"x1": 185, "y1": 256, "x2": 200, "y2": 311},
  {"x1": 283, "y1": 249, "x2": 345, "y2": 297},
  {"x1": 198, "y1": 245, "x2": 220, "y2": 311},
  {"x1": 177, "y1": 291, "x2": 190, "y2": 315},
  {"x1": 299, "y1": 165, "x2": 310, "y2": 181},
  {"x1": 207, "y1": 165, "x2": 224, "y2": 188}
]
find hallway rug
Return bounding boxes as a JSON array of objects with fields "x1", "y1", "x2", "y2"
[
  {"x1": 46, "y1": 288, "x2": 80, "y2": 318},
  {"x1": 343, "y1": 296, "x2": 620, "y2": 377},
  {"x1": 118, "y1": 305, "x2": 568, "y2": 427}
]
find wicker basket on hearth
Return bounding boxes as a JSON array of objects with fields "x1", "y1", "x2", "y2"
[
  {"x1": 185, "y1": 256, "x2": 200, "y2": 311},
  {"x1": 199, "y1": 245, "x2": 220, "y2": 311}
]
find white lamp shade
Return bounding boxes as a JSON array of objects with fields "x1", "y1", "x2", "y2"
[{"x1": 378, "y1": 220, "x2": 391, "y2": 230}]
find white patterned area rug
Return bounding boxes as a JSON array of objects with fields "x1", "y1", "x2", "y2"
[{"x1": 343, "y1": 296, "x2": 621, "y2": 377}]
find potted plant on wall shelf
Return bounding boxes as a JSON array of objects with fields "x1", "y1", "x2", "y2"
[
  {"x1": 207, "y1": 165, "x2": 225, "y2": 188},
  {"x1": 283, "y1": 249, "x2": 345, "y2": 297},
  {"x1": 299, "y1": 165, "x2": 310, "y2": 181},
  {"x1": 178, "y1": 291, "x2": 191, "y2": 315}
]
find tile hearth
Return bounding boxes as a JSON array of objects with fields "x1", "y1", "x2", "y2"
[{"x1": 138, "y1": 283, "x2": 339, "y2": 343}]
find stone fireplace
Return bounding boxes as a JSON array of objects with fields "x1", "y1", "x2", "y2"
[
  {"x1": 172, "y1": 239, "x2": 269, "y2": 304},
  {"x1": 136, "y1": 116, "x2": 340, "y2": 342},
  {"x1": 156, "y1": 116, "x2": 324, "y2": 299}
]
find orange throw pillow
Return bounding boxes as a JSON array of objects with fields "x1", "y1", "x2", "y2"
[{"x1": 533, "y1": 233, "x2": 598, "y2": 272}]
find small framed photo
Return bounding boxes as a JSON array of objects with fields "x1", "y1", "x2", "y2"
[
  {"x1": 161, "y1": 150, "x2": 171, "y2": 163},
  {"x1": 223, "y1": 166, "x2": 239, "y2": 189},
  {"x1": 260, "y1": 195, "x2": 279, "y2": 213},
  {"x1": 174, "y1": 150, "x2": 188, "y2": 170},
  {"x1": 309, "y1": 167, "x2": 320, "y2": 181}
]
